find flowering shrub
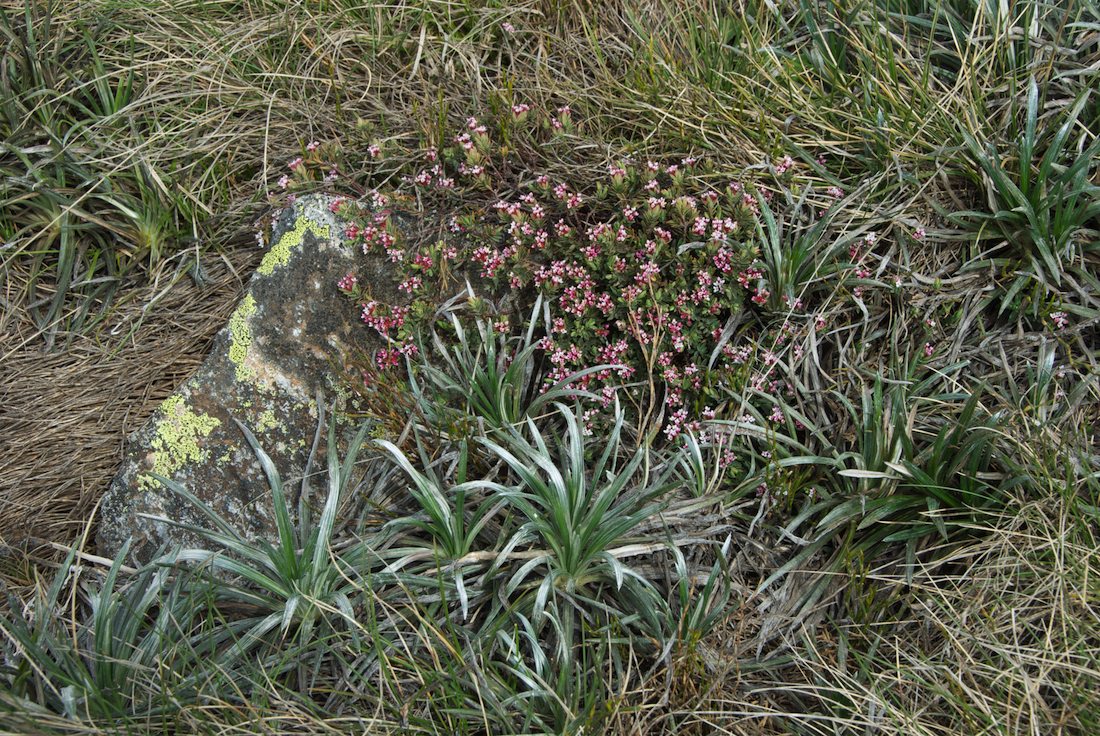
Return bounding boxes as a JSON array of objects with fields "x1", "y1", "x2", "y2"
[{"x1": 273, "y1": 107, "x2": 884, "y2": 449}]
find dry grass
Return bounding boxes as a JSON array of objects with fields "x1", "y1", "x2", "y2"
[{"x1": 0, "y1": 246, "x2": 257, "y2": 549}]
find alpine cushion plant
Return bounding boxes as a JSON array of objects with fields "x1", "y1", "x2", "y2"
[
  {"x1": 269, "y1": 103, "x2": 919, "y2": 459},
  {"x1": 296, "y1": 107, "x2": 838, "y2": 439}
]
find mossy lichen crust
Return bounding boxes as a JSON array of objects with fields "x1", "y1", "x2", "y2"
[
  {"x1": 258, "y1": 216, "x2": 330, "y2": 276},
  {"x1": 228, "y1": 294, "x2": 257, "y2": 381},
  {"x1": 139, "y1": 395, "x2": 221, "y2": 489}
]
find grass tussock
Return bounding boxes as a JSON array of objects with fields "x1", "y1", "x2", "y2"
[{"x1": 1, "y1": 0, "x2": 1098, "y2": 733}]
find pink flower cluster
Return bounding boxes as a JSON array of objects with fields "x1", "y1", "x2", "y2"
[{"x1": 329, "y1": 107, "x2": 858, "y2": 453}]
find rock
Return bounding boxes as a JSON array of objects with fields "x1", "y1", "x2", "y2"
[{"x1": 96, "y1": 194, "x2": 412, "y2": 564}]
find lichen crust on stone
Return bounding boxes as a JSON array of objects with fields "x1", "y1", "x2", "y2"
[
  {"x1": 258, "y1": 216, "x2": 331, "y2": 276},
  {"x1": 229, "y1": 294, "x2": 257, "y2": 381},
  {"x1": 256, "y1": 408, "x2": 279, "y2": 434},
  {"x1": 138, "y1": 395, "x2": 221, "y2": 489}
]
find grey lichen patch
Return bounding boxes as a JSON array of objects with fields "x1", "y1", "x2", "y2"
[
  {"x1": 229, "y1": 294, "x2": 257, "y2": 382},
  {"x1": 258, "y1": 216, "x2": 330, "y2": 276},
  {"x1": 138, "y1": 395, "x2": 221, "y2": 489}
]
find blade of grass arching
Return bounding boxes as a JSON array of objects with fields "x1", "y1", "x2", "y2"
[
  {"x1": 338, "y1": 418, "x2": 372, "y2": 496},
  {"x1": 376, "y1": 439, "x2": 455, "y2": 542},
  {"x1": 479, "y1": 521, "x2": 534, "y2": 587},
  {"x1": 1019, "y1": 76, "x2": 1039, "y2": 196},
  {"x1": 170, "y1": 550, "x2": 290, "y2": 607},
  {"x1": 1037, "y1": 92, "x2": 1092, "y2": 186},
  {"x1": 311, "y1": 418, "x2": 347, "y2": 575},
  {"x1": 42, "y1": 210, "x2": 76, "y2": 346},
  {"x1": 817, "y1": 496, "x2": 875, "y2": 533},
  {"x1": 579, "y1": 450, "x2": 646, "y2": 548},
  {"x1": 90, "y1": 540, "x2": 130, "y2": 656},
  {"x1": 900, "y1": 462, "x2": 964, "y2": 508},
  {"x1": 591, "y1": 399, "x2": 625, "y2": 484},
  {"x1": 280, "y1": 594, "x2": 300, "y2": 634},
  {"x1": 1054, "y1": 136, "x2": 1100, "y2": 191},
  {"x1": 485, "y1": 429, "x2": 568, "y2": 515},
  {"x1": 145, "y1": 474, "x2": 251, "y2": 544},
  {"x1": 505, "y1": 554, "x2": 552, "y2": 599},
  {"x1": 235, "y1": 420, "x2": 297, "y2": 578},
  {"x1": 454, "y1": 482, "x2": 508, "y2": 546},
  {"x1": 852, "y1": 496, "x2": 922, "y2": 531},
  {"x1": 526, "y1": 365, "x2": 611, "y2": 415},
  {"x1": 757, "y1": 531, "x2": 833, "y2": 596},
  {"x1": 998, "y1": 273, "x2": 1035, "y2": 316},
  {"x1": 559, "y1": 405, "x2": 586, "y2": 524},
  {"x1": 217, "y1": 611, "x2": 284, "y2": 664},
  {"x1": 143, "y1": 517, "x2": 283, "y2": 576},
  {"x1": 522, "y1": 293, "x2": 544, "y2": 347}
]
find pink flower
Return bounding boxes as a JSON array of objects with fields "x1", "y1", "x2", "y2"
[
  {"x1": 1051, "y1": 311, "x2": 1069, "y2": 330},
  {"x1": 502, "y1": 21, "x2": 515, "y2": 33},
  {"x1": 306, "y1": 141, "x2": 320, "y2": 152}
]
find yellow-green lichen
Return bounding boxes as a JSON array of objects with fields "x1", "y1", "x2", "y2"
[
  {"x1": 139, "y1": 395, "x2": 221, "y2": 489},
  {"x1": 229, "y1": 294, "x2": 257, "y2": 381},
  {"x1": 258, "y1": 216, "x2": 330, "y2": 276},
  {"x1": 256, "y1": 409, "x2": 279, "y2": 434}
]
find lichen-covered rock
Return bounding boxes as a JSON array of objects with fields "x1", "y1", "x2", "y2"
[{"x1": 97, "y1": 194, "x2": 408, "y2": 564}]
